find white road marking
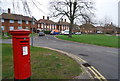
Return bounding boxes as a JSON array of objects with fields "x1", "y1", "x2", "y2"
[{"x1": 106, "y1": 51, "x2": 118, "y2": 54}]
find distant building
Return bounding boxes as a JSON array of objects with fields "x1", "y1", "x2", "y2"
[
  {"x1": 72, "y1": 24, "x2": 80, "y2": 32},
  {"x1": 96, "y1": 23, "x2": 120, "y2": 34},
  {"x1": 104, "y1": 23, "x2": 118, "y2": 34},
  {"x1": 0, "y1": 8, "x2": 37, "y2": 33},
  {"x1": 118, "y1": 1, "x2": 120, "y2": 27},
  {"x1": 96, "y1": 26, "x2": 104, "y2": 33},
  {"x1": 80, "y1": 23, "x2": 96, "y2": 34},
  {"x1": 37, "y1": 17, "x2": 69, "y2": 32},
  {"x1": 57, "y1": 19, "x2": 69, "y2": 31},
  {"x1": 37, "y1": 16, "x2": 57, "y2": 31}
]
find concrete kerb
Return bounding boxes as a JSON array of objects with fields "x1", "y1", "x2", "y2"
[
  {"x1": 35, "y1": 46, "x2": 94, "y2": 79},
  {"x1": 54, "y1": 35, "x2": 108, "y2": 81},
  {"x1": 34, "y1": 35, "x2": 107, "y2": 80}
]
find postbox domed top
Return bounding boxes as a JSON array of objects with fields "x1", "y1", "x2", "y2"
[{"x1": 9, "y1": 29, "x2": 31, "y2": 36}]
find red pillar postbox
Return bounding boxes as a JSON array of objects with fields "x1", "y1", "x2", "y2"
[{"x1": 9, "y1": 29, "x2": 31, "y2": 81}]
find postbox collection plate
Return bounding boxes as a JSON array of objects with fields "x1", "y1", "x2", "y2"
[{"x1": 23, "y1": 46, "x2": 28, "y2": 55}]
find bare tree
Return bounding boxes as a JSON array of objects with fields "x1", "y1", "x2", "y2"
[
  {"x1": 49, "y1": 0, "x2": 95, "y2": 37},
  {"x1": 0, "y1": 0, "x2": 46, "y2": 17},
  {"x1": 103, "y1": 16, "x2": 111, "y2": 26},
  {"x1": 98, "y1": 20, "x2": 104, "y2": 26},
  {"x1": 98, "y1": 16, "x2": 112, "y2": 34}
]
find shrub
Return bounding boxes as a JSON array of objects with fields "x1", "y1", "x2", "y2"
[{"x1": 44, "y1": 31, "x2": 51, "y2": 34}]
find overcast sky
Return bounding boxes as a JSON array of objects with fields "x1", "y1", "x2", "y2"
[{"x1": 0, "y1": 0, "x2": 119, "y2": 26}]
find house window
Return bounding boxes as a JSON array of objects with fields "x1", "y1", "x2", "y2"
[
  {"x1": 10, "y1": 20, "x2": 14, "y2": 23},
  {"x1": 18, "y1": 20, "x2": 22, "y2": 24},
  {"x1": 38, "y1": 24, "x2": 40, "y2": 28},
  {"x1": 26, "y1": 27, "x2": 29, "y2": 29},
  {"x1": 18, "y1": 26, "x2": 22, "y2": 29},
  {"x1": 1, "y1": 26, "x2": 4, "y2": 30},
  {"x1": 10, "y1": 26, "x2": 14, "y2": 30},
  {"x1": 33, "y1": 22, "x2": 35, "y2": 25},
  {"x1": 1, "y1": 19, "x2": 4, "y2": 22},
  {"x1": 26, "y1": 21, "x2": 29, "y2": 24}
]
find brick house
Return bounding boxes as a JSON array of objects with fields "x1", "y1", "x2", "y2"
[
  {"x1": 96, "y1": 26, "x2": 104, "y2": 33},
  {"x1": 116, "y1": 27, "x2": 120, "y2": 34},
  {"x1": 72, "y1": 24, "x2": 80, "y2": 32},
  {"x1": 37, "y1": 16, "x2": 57, "y2": 31},
  {"x1": 80, "y1": 23, "x2": 96, "y2": 34},
  {"x1": 37, "y1": 17, "x2": 70, "y2": 32},
  {"x1": 104, "y1": 24, "x2": 117, "y2": 34},
  {"x1": 96, "y1": 23, "x2": 120, "y2": 34},
  {"x1": 0, "y1": 8, "x2": 37, "y2": 33},
  {"x1": 57, "y1": 19, "x2": 69, "y2": 31}
]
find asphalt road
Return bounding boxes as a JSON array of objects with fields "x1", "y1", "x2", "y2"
[
  {"x1": 1, "y1": 35, "x2": 118, "y2": 79},
  {"x1": 33, "y1": 35, "x2": 118, "y2": 79}
]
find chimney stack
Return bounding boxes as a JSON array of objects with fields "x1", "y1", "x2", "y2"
[
  {"x1": 61, "y1": 18, "x2": 63, "y2": 22},
  {"x1": 43, "y1": 16, "x2": 45, "y2": 19},
  {"x1": 65, "y1": 19, "x2": 66, "y2": 22},
  {"x1": 111, "y1": 22, "x2": 113, "y2": 25},
  {"x1": 47, "y1": 16, "x2": 49, "y2": 20},
  {"x1": 8, "y1": 8, "x2": 11, "y2": 14}
]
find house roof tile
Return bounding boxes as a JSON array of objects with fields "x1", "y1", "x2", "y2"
[
  {"x1": 1, "y1": 13, "x2": 32, "y2": 21},
  {"x1": 37, "y1": 19, "x2": 56, "y2": 24},
  {"x1": 57, "y1": 21, "x2": 70, "y2": 25}
]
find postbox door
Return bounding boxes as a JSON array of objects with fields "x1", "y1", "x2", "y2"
[{"x1": 17, "y1": 39, "x2": 31, "y2": 79}]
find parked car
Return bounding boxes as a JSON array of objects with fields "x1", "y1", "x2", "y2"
[
  {"x1": 75, "y1": 32, "x2": 81, "y2": 35},
  {"x1": 50, "y1": 30, "x2": 60, "y2": 35},
  {"x1": 64, "y1": 30, "x2": 69, "y2": 35},
  {"x1": 63, "y1": 30, "x2": 74, "y2": 35},
  {"x1": 38, "y1": 32, "x2": 45, "y2": 36},
  {"x1": 60, "y1": 31, "x2": 65, "y2": 35},
  {"x1": 97, "y1": 31, "x2": 103, "y2": 34}
]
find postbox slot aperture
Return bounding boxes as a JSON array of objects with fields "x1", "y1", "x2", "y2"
[{"x1": 20, "y1": 41, "x2": 28, "y2": 43}]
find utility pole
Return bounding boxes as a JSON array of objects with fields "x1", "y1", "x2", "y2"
[
  {"x1": 43, "y1": 23, "x2": 45, "y2": 32},
  {"x1": 31, "y1": 16, "x2": 34, "y2": 46}
]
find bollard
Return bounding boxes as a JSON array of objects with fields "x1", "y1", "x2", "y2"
[{"x1": 9, "y1": 29, "x2": 31, "y2": 81}]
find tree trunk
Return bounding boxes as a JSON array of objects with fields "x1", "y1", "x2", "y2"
[{"x1": 68, "y1": 19, "x2": 74, "y2": 38}]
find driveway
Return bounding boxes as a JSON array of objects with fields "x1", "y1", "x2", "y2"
[{"x1": 33, "y1": 35, "x2": 118, "y2": 79}]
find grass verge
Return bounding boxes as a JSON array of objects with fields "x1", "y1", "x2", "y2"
[
  {"x1": 56, "y1": 34, "x2": 119, "y2": 48},
  {"x1": 2, "y1": 44, "x2": 82, "y2": 79},
  {"x1": 29, "y1": 33, "x2": 38, "y2": 37}
]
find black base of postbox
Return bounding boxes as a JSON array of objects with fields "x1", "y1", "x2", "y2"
[{"x1": 14, "y1": 77, "x2": 30, "y2": 81}]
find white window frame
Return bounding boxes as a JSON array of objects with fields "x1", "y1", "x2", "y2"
[
  {"x1": 26, "y1": 27, "x2": 29, "y2": 29},
  {"x1": 38, "y1": 24, "x2": 40, "y2": 28},
  {"x1": 41, "y1": 24, "x2": 43, "y2": 28},
  {"x1": 18, "y1": 26, "x2": 22, "y2": 29},
  {"x1": 1, "y1": 19, "x2": 4, "y2": 22},
  {"x1": 18, "y1": 20, "x2": 22, "y2": 24},
  {"x1": 26, "y1": 21, "x2": 29, "y2": 24},
  {"x1": 33, "y1": 21, "x2": 35, "y2": 25},
  {"x1": 10, "y1": 26, "x2": 14, "y2": 30},
  {"x1": 54, "y1": 25, "x2": 56, "y2": 29},
  {"x1": 1, "y1": 26, "x2": 4, "y2": 30},
  {"x1": 10, "y1": 20, "x2": 14, "y2": 23}
]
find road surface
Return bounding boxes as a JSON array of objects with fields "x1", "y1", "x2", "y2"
[{"x1": 34, "y1": 35, "x2": 118, "y2": 79}]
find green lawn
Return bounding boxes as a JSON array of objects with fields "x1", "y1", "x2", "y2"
[
  {"x1": 29, "y1": 33, "x2": 38, "y2": 37},
  {"x1": 56, "y1": 34, "x2": 119, "y2": 48},
  {"x1": 0, "y1": 34, "x2": 2, "y2": 39},
  {"x1": 2, "y1": 44, "x2": 82, "y2": 79}
]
